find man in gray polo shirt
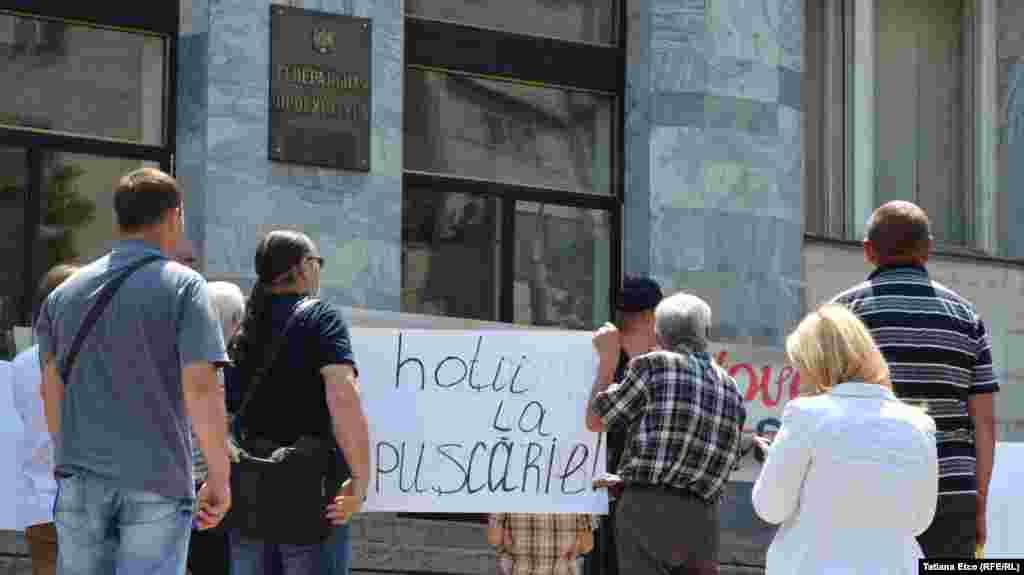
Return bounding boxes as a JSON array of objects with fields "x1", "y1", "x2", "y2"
[{"x1": 35, "y1": 168, "x2": 231, "y2": 575}]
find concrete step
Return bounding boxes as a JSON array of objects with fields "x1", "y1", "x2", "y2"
[{"x1": 0, "y1": 517, "x2": 768, "y2": 575}]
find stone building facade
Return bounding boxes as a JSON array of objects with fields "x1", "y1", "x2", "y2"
[{"x1": 1, "y1": 0, "x2": 1022, "y2": 572}]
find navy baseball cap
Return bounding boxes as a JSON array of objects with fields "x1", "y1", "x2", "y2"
[{"x1": 617, "y1": 276, "x2": 663, "y2": 312}]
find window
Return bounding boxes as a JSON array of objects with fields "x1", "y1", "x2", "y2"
[
  {"x1": 0, "y1": 12, "x2": 166, "y2": 145},
  {"x1": 405, "y1": 69, "x2": 614, "y2": 195},
  {"x1": 514, "y1": 202, "x2": 611, "y2": 330},
  {"x1": 400, "y1": 2, "x2": 623, "y2": 521},
  {"x1": 0, "y1": 7, "x2": 176, "y2": 359},
  {"x1": 402, "y1": 185, "x2": 502, "y2": 321},
  {"x1": 35, "y1": 153, "x2": 162, "y2": 267},
  {"x1": 805, "y1": 0, "x2": 1006, "y2": 256},
  {"x1": 406, "y1": 0, "x2": 617, "y2": 46}
]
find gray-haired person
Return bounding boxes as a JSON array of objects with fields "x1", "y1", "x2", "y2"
[
  {"x1": 188, "y1": 281, "x2": 245, "y2": 489},
  {"x1": 585, "y1": 293, "x2": 746, "y2": 575},
  {"x1": 207, "y1": 282, "x2": 246, "y2": 341},
  {"x1": 170, "y1": 245, "x2": 244, "y2": 575}
]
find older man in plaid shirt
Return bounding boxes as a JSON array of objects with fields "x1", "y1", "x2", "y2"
[{"x1": 585, "y1": 292, "x2": 746, "y2": 575}]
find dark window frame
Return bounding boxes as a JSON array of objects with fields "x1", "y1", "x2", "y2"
[
  {"x1": 0, "y1": 4, "x2": 177, "y2": 327},
  {"x1": 400, "y1": 3, "x2": 626, "y2": 523},
  {"x1": 0, "y1": 1, "x2": 178, "y2": 37},
  {"x1": 405, "y1": 16, "x2": 622, "y2": 94},
  {"x1": 403, "y1": 170, "x2": 620, "y2": 328}
]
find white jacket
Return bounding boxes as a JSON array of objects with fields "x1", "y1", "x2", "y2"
[{"x1": 752, "y1": 382, "x2": 938, "y2": 575}]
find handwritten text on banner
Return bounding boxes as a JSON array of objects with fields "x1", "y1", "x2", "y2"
[{"x1": 351, "y1": 328, "x2": 608, "y2": 514}]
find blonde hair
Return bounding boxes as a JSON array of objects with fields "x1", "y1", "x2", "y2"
[{"x1": 785, "y1": 304, "x2": 891, "y2": 395}]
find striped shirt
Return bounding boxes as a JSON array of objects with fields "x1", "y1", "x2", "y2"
[{"x1": 831, "y1": 264, "x2": 999, "y2": 497}]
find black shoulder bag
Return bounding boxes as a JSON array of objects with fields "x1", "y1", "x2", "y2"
[
  {"x1": 61, "y1": 255, "x2": 163, "y2": 385},
  {"x1": 221, "y1": 297, "x2": 339, "y2": 544}
]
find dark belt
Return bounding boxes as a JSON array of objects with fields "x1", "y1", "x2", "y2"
[{"x1": 625, "y1": 482, "x2": 706, "y2": 502}]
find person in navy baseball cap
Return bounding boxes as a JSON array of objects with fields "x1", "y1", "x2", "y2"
[
  {"x1": 616, "y1": 276, "x2": 663, "y2": 359},
  {"x1": 584, "y1": 275, "x2": 663, "y2": 575},
  {"x1": 616, "y1": 276, "x2": 664, "y2": 314}
]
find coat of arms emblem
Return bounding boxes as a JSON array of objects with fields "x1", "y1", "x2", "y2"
[{"x1": 312, "y1": 27, "x2": 335, "y2": 54}]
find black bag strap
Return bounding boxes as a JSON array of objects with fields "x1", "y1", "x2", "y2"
[
  {"x1": 61, "y1": 254, "x2": 163, "y2": 385},
  {"x1": 235, "y1": 297, "x2": 319, "y2": 427}
]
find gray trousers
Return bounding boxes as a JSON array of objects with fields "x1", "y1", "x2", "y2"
[
  {"x1": 615, "y1": 486, "x2": 720, "y2": 575},
  {"x1": 917, "y1": 494, "x2": 977, "y2": 558}
]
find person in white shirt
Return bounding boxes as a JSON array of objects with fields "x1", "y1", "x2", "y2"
[
  {"x1": 11, "y1": 263, "x2": 79, "y2": 575},
  {"x1": 752, "y1": 303, "x2": 938, "y2": 575}
]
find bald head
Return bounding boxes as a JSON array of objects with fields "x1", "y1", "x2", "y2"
[{"x1": 864, "y1": 201, "x2": 932, "y2": 265}]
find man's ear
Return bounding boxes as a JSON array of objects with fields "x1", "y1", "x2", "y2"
[
  {"x1": 863, "y1": 240, "x2": 877, "y2": 266},
  {"x1": 918, "y1": 236, "x2": 933, "y2": 265},
  {"x1": 164, "y1": 206, "x2": 183, "y2": 235}
]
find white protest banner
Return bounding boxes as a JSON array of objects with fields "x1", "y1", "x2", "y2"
[
  {"x1": 351, "y1": 328, "x2": 608, "y2": 514},
  {"x1": 342, "y1": 307, "x2": 795, "y2": 485},
  {"x1": 0, "y1": 360, "x2": 20, "y2": 530}
]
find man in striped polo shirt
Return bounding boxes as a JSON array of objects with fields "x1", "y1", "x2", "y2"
[{"x1": 831, "y1": 201, "x2": 998, "y2": 558}]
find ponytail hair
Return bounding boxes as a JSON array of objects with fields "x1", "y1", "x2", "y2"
[{"x1": 228, "y1": 230, "x2": 315, "y2": 366}]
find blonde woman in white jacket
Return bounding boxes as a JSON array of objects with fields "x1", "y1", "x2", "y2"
[{"x1": 752, "y1": 304, "x2": 938, "y2": 575}]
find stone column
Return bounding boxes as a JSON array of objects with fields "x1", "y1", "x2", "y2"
[
  {"x1": 176, "y1": 0, "x2": 403, "y2": 310},
  {"x1": 623, "y1": 0, "x2": 806, "y2": 567},
  {"x1": 626, "y1": 0, "x2": 804, "y2": 345}
]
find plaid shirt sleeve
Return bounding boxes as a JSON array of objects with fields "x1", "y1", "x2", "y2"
[
  {"x1": 970, "y1": 316, "x2": 999, "y2": 395},
  {"x1": 490, "y1": 513, "x2": 508, "y2": 554},
  {"x1": 576, "y1": 514, "x2": 592, "y2": 534},
  {"x1": 591, "y1": 357, "x2": 649, "y2": 429}
]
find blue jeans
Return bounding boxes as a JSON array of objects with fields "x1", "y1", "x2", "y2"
[
  {"x1": 54, "y1": 473, "x2": 194, "y2": 575},
  {"x1": 321, "y1": 525, "x2": 351, "y2": 575},
  {"x1": 229, "y1": 530, "x2": 322, "y2": 575}
]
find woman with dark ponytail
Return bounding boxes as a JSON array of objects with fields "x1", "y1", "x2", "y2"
[{"x1": 225, "y1": 230, "x2": 369, "y2": 575}]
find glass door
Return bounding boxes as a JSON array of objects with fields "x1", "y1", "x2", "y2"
[
  {"x1": 33, "y1": 151, "x2": 160, "y2": 280},
  {"x1": 0, "y1": 146, "x2": 166, "y2": 358},
  {"x1": 0, "y1": 8, "x2": 176, "y2": 357}
]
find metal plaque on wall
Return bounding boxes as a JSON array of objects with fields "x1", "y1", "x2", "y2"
[{"x1": 269, "y1": 5, "x2": 371, "y2": 171}]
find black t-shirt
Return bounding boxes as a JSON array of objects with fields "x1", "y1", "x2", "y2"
[
  {"x1": 229, "y1": 295, "x2": 357, "y2": 448},
  {"x1": 605, "y1": 351, "x2": 630, "y2": 472}
]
